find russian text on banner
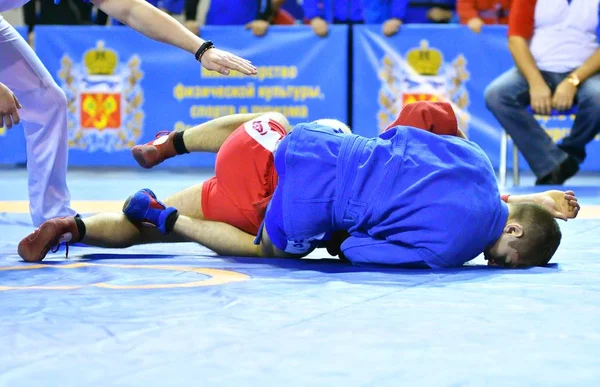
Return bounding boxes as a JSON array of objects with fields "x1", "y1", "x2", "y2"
[{"x1": 35, "y1": 25, "x2": 348, "y2": 168}]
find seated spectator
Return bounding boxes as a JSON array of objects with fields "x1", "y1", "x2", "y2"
[
  {"x1": 184, "y1": 0, "x2": 274, "y2": 36},
  {"x1": 457, "y1": 0, "x2": 512, "y2": 33},
  {"x1": 303, "y1": 0, "x2": 364, "y2": 37},
  {"x1": 485, "y1": 0, "x2": 600, "y2": 185}
]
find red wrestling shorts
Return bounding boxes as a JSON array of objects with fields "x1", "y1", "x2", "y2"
[{"x1": 201, "y1": 118, "x2": 287, "y2": 235}]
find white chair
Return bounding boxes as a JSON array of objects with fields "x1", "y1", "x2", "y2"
[{"x1": 498, "y1": 133, "x2": 519, "y2": 187}]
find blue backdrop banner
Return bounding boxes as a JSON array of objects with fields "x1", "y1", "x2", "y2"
[
  {"x1": 33, "y1": 25, "x2": 348, "y2": 167},
  {"x1": 0, "y1": 26, "x2": 28, "y2": 165},
  {"x1": 352, "y1": 25, "x2": 600, "y2": 171},
  {"x1": 3, "y1": 24, "x2": 598, "y2": 172}
]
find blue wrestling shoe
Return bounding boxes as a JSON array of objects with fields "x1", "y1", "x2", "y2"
[{"x1": 122, "y1": 189, "x2": 179, "y2": 234}]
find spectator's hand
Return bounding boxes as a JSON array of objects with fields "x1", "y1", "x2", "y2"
[
  {"x1": 310, "y1": 17, "x2": 329, "y2": 37},
  {"x1": 552, "y1": 79, "x2": 577, "y2": 112},
  {"x1": 200, "y1": 48, "x2": 257, "y2": 76},
  {"x1": 245, "y1": 20, "x2": 269, "y2": 37},
  {"x1": 382, "y1": 18, "x2": 402, "y2": 36},
  {"x1": 467, "y1": 17, "x2": 484, "y2": 33},
  {"x1": 184, "y1": 20, "x2": 200, "y2": 36},
  {"x1": 533, "y1": 190, "x2": 580, "y2": 221},
  {"x1": 0, "y1": 83, "x2": 22, "y2": 130},
  {"x1": 427, "y1": 7, "x2": 453, "y2": 23},
  {"x1": 530, "y1": 81, "x2": 552, "y2": 115}
]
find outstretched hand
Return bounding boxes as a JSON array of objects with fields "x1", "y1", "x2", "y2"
[
  {"x1": 533, "y1": 190, "x2": 580, "y2": 221},
  {"x1": 200, "y1": 48, "x2": 257, "y2": 76}
]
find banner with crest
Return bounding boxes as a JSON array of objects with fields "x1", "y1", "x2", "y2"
[
  {"x1": 352, "y1": 25, "x2": 600, "y2": 171},
  {"x1": 4, "y1": 25, "x2": 599, "y2": 172},
  {"x1": 33, "y1": 25, "x2": 348, "y2": 168},
  {"x1": 34, "y1": 26, "x2": 158, "y2": 167}
]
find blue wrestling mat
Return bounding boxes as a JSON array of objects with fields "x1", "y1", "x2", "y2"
[{"x1": 0, "y1": 169, "x2": 599, "y2": 387}]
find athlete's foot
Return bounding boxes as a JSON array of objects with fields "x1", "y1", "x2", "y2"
[
  {"x1": 131, "y1": 131, "x2": 178, "y2": 169},
  {"x1": 18, "y1": 216, "x2": 81, "y2": 262},
  {"x1": 122, "y1": 188, "x2": 179, "y2": 234}
]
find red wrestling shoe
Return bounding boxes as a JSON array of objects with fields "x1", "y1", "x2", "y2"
[
  {"x1": 18, "y1": 217, "x2": 81, "y2": 262},
  {"x1": 131, "y1": 131, "x2": 179, "y2": 169}
]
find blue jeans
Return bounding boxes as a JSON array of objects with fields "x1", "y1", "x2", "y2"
[{"x1": 485, "y1": 67, "x2": 600, "y2": 177}]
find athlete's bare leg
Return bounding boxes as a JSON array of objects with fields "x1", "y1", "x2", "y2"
[
  {"x1": 132, "y1": 112, "x2": 292, "y2": 168},
  {"x1": 183, "y1": 112, "x2": 292, "y2": 152},
  {"x1": 80, "y1": 184, "x2": 205, "y2": 248},
  {"x1": 171, "y1": 215, "x2": 261, "y2": 257}
]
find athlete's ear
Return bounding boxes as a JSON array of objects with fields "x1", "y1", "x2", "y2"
[{"x1": 505, "y1": 223, "x2": 524, "y2": 238}]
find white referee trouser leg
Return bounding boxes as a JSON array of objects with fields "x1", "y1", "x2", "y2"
[{"x1": 0, "y1": 19, "x2": 75, "y2": 226}]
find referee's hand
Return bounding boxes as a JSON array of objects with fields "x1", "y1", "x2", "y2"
[{"x1": 201, "y1": 48, "x2": 257, "y2": 76}]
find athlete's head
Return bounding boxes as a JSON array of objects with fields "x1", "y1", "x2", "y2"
[
  {"x1": 313, "y1": 119, "x2": 352, "y2": 134},
  {"x1": 484, "y1": 203, "x2": 562, "y2": 268}
]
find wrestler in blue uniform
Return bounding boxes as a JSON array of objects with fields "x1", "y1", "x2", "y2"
[{"x1": 256, "y1": 122, "x2": 509, "y2": 268}]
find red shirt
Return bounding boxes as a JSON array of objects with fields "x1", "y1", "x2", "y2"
[
  {"x1": 457, "y1": 0, "x2": 513, "y2": 24},
  {"x1": 507, "y1": 0, "x2": 535, "y2": 39}
]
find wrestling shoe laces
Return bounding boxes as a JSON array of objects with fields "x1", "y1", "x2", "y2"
[{"x1": 49, "y1": 232, "x2": 73, "y2": 258}]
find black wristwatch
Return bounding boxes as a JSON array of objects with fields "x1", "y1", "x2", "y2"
[{"x1": 195, "y1": 41, "x2": 214, "y2": 62}]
